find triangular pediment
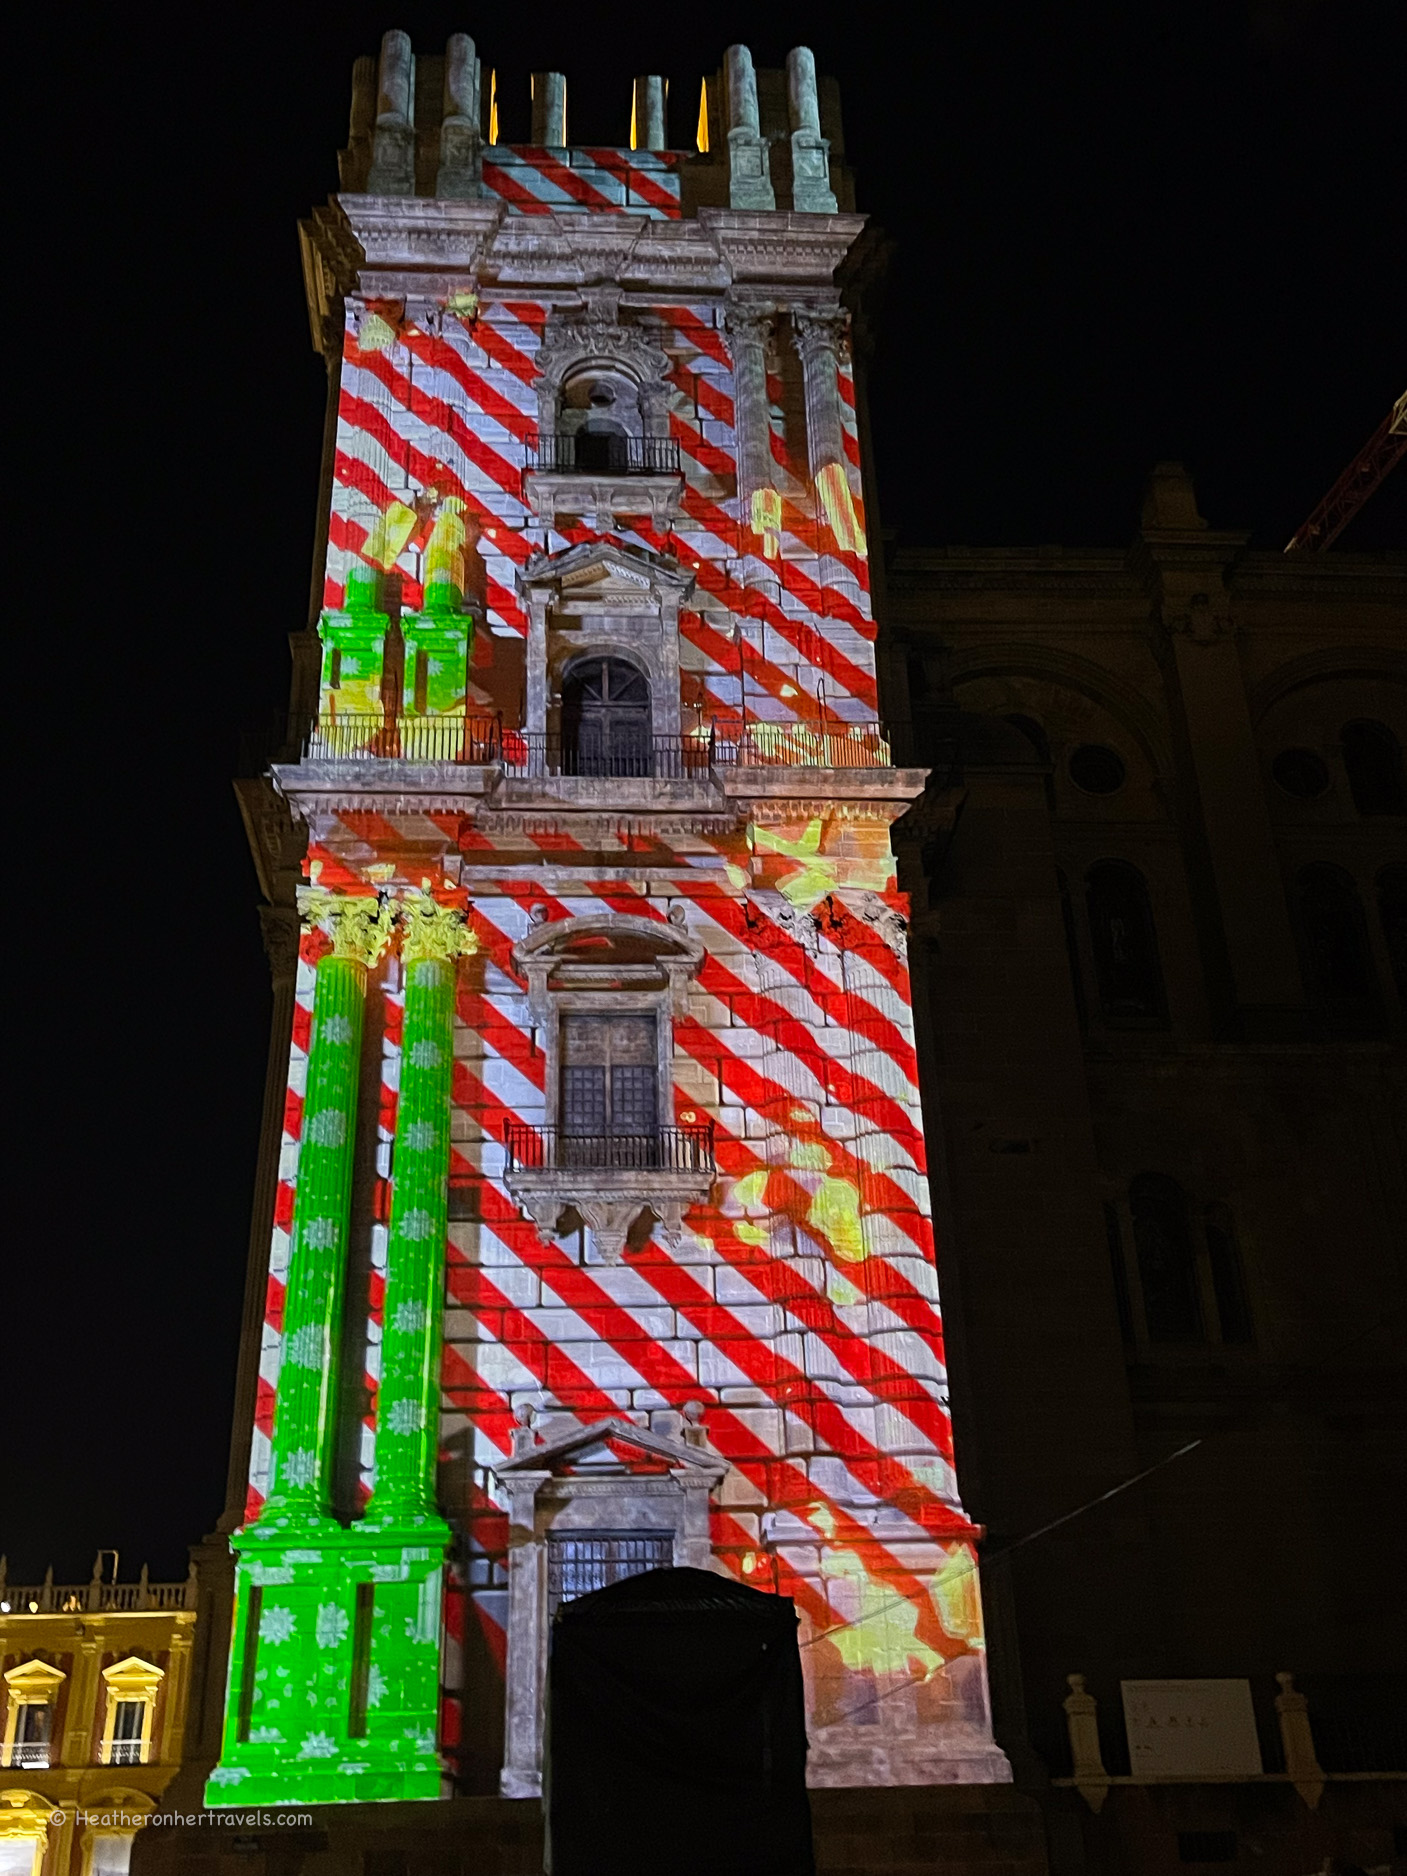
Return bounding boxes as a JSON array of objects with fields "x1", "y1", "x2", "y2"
[
  {"x1": 517, "y1": 539, "x2": 695, "y2": 601},
  {"x1": 4, "y1": 1657, "x2": 66, "y2": 1690},
  {"x1": 496, "y1": 1414, "x2": 725, "y2": 1477},
  {"x1": 102, "y1": 1656, "x2": 163, "y2": 1688}
]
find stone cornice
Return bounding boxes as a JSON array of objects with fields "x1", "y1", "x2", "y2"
[{"x1": 306, "y1": 195, "x2": 868, "y2": 308}]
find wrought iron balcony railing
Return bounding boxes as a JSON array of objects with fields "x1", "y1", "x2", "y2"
[
  {"x1": 714, "y1": 721, "x2": 893, "y2": 769},
  {"x1": 499, "y1": 733, "x2": 717, "y2": 781},
  {"x1": 251, "y1": 713, "x2": 896, "y2": 775},
  {"x1": 2, "y1": 1742, "x2": 50, "y2": 1770},
  {"x1": 298, "y1": 712, "x2": 503, "y2": 764},
  {"x1": 503, "y1": 1123, "x2": 716, "y2": 1176},
  {"x1": 525, "y1": 434, "x2": 682, "y2": 476}
]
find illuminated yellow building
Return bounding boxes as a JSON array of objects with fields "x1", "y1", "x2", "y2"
[{"x1": 0, "y1": 1561, "x2": 196, "y2": 1876}]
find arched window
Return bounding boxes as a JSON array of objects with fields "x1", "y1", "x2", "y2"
[
  {"x1": 1378, "y1": 865, "x2": 1407, "y2": 1004},
  {"x1": 1085, "y1": 862, "x2": 1167, "y2": 1025},
  {"x1": 1293, "y1": 864, "x2": 1383, "y2": 1033},
  {"x1": 560, "y1": 658, "x2": 652, "y2": 776},
  {"x1": 558, "y1": 366, "x2": 642, "y2": 471},
  {"x1": 1341, "y1": 719, "x2": 1406, "y2": 816},
  {"x1": 1129, "y1": 1173, "x2": 1202, "y2": 1342}
]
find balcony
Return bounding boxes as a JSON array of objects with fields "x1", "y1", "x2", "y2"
[
  {"x1": 715, "y1": 721, "x2": 893, "y2": 770},
  {"x1": 299, "y1": 712, "x2": 502, "y2": 764},
  {"x1": 2, "y1": 1741, "x2": 50, "y2": 1770},
  {"x1": 266, "y1": 714, "x2": 892, "y2": 771},
  {"x1": 504, "y1": 1123, "x2": 715, "y2": 1175},
  {"x1": 521, "y1": 432, "x2": 684, "y2": 529},
  {"x1": 500, "y1": 732, "x2": 717, "y2": 783},
  {"x1": 502, "y1": 1123, "x2": 716, "y2": 1262},
  {"x1": 527, "y1": 435, "x2": 682, "y2": 476},
  {"x1": 256, "y1": 715, "x2": 913, "y2": 818}
]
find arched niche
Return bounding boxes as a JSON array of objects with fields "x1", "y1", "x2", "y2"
[{"x1": 534, "y1": 320, "x2": 672, "y2": 448}]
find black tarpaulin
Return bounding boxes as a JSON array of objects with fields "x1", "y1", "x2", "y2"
[{"x1": 544, "y1": 1565, "x2": 815, "y2": 1876}]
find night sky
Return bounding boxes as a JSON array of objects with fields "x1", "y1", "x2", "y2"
[{"x1": 5, "y1": 1, "x2": 1402, "y2": 1586}]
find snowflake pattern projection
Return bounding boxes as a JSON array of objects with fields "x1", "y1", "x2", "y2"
[
  {"x1": 302, "y1": 1217, "x2": 339, "y2": 1250},
  {"x1": 298, "y1": 1732, "x2": 339, "y2": 1759},
  {"x1": 315, "y1": 1603, "x2": 351, "y2": 1649},
  {"x1": 392, "y1": 1300, "x2": 428, "y2": 1335},
  {"x1": 315, "y1": 1014, "x2": 355, "y2": 1047},
  {"x1": 208, "y1": 1766, "x2": 249, "y2": 1786},
  {"x1": 401, "y1": 1121, "x2": 438, "y2": 1152},
  {"x1": 305, "y1": 1109, "x2": 347, "y2": 1147},
  {"x1": 259, "y1": 1607, "x2": 298, "y2": 1646},
  {"x1": 278, "y1": 1449, "x2": 318, "y2": 1489},
  {"x1": 407, "y1": 1039, "x2": 442, "y2": 1069},
  {"x1": 385, "y1": 1399, "x2": 427, "y2": 1435},
  {"x1": 398, "y1": 1209, "x2": 434, "y2": 1241},
  {"x1": 284, "y1": 1324, "x2": 326, "y2": 1369},
  {"x1": 248, "y1": 1727, "x2": 283, "y2": 1744},
  {"x1": 365, "y1": 1666, "x2": 387, "y2": 1708}
]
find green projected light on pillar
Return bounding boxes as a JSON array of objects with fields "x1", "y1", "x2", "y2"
[{"x1": 208, "y1": 891, "x2": 471, "y2": 1808}]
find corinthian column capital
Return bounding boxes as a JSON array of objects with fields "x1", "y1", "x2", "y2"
[
  {"x1": 792, "y1": 305, "x2": 849, "y2": 365},
  {"x1": 723, "y1": 300, "x2": 776, "y2": 346},
  {"x1": 296, "y1": 886, "x2": 396, "y2": 966},
  {"x1": 397, "y1": 890, "x2": 480, "y2": 967}
]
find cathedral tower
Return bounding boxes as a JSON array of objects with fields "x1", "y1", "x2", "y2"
[{"x1": 211, "y1": 32, "x2": 1009, "y2": 1806}]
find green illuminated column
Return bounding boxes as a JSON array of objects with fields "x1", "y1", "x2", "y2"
[
  {"x1": 210, "y1": 890, "x2": 401, "y2": 1810},
  {"x1": 401, "y1": 497, "x2": 474, "y2": 757},
  {"x1": 318, "y1": 569, "x2": 390, "y2": 752},
  {"x1": 261, "y1": 892, "x2": 393, "y2": 1529},
  {"x1": 368, "y1": 894, "x2": 476, "y2": 1521},
  {"x1": 345, "y1": 895, "x2": 476, "y2": 1790}
]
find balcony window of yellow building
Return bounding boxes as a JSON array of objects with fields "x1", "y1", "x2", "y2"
[
  {"x1": 99, "y1": 1659, "x2": 162, "y2": 1767},
  {"x1": 2, "y1": 1659, "x2": 65, "y2": 1770}
]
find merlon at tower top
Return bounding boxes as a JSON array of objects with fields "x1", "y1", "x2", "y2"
[{"x1": 335, "y1": 33, "x2": 851, "y2": 217}]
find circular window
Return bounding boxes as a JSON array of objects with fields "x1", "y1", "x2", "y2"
[
  {"x1": 1068, "y1": 744, "x2": 1127, "y2": 795},
  {"x1": 1272, "y1": 748, "x2": 1330, "y2": 799}
]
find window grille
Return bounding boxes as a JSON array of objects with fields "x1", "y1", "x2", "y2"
[
  {"x1": 561, "y1": 1015, "x2": 658, "y2": 1141},
  {"x1": 547, "y1": 1531, "x2": 672, "y2": 1616}
]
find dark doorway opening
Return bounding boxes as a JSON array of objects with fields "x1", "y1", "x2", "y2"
[
  {"x1": 560, "y1": 656, "x2": 652, "y2": 776},
  {"x1": 546, "y1": 1566, "x2": 814, "y2": 1876}
]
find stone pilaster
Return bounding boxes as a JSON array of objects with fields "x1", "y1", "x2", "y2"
[
  {"x1": 794, "y1": 308, "x2": 866, "y2": 553},
  {"x1": 793, "y1": 307, "x2": 849, "y2": 481},
  {"x1": 724, "y1": 304, "x2": 781, "y2": 555}
]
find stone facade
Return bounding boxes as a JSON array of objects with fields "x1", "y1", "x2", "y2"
[
  {"x1": 883, "y1": 487, "x2": 1406, "y2": 1869},
  {"x1": 180, "y1": 29, "x2": 1010, "y2": 1840}
]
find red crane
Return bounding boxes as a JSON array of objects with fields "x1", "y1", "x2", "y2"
[{"x1": 1285, "y1": 388, "x2": 1407, "y2": 552}]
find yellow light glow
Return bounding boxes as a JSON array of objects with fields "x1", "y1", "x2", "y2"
[
  {"x1": 630, "y1": 87, "x2": 638, "y2": 151},
  {"x1": 696, "y1": 79, "x2": 709, "y2": 153},
  {"x1": 489, "y1": 69, "x2": 498, "y2": 146}
]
